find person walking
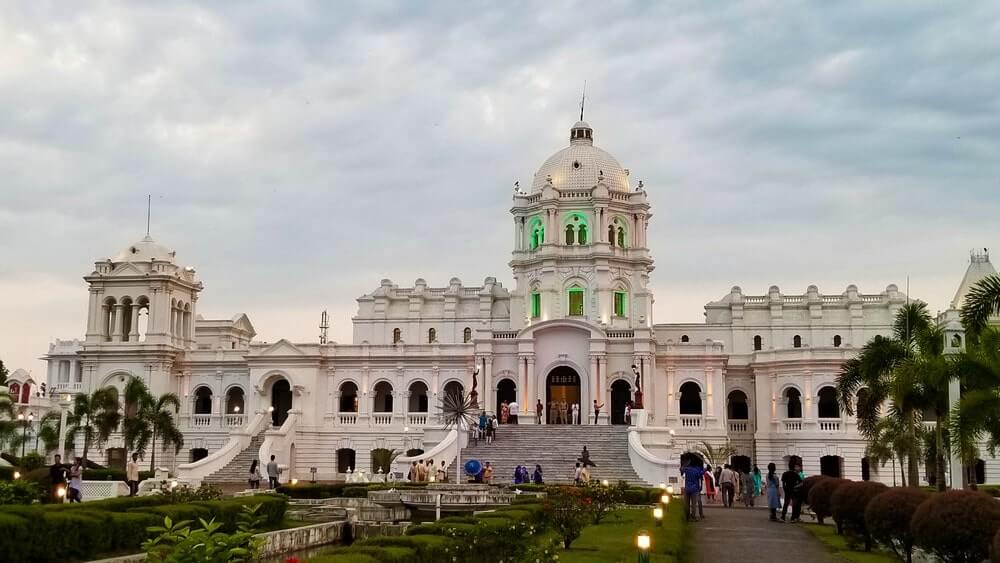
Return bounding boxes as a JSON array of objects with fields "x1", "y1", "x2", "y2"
[
  {"x1": 266, "y1": 454, "x2": 281, "y2": 489},
  {"x1": 436, "y1": 461, "x2": 447, "y2": 483},
  {"x1": 513, "y1": 465, "x2": 523, "y2": 484},
  {"x1": 766, "y1": 462, "x2": 782, "y2": 522},
  {"x1": 593, "y1": 400, "x2": 604, "y2": 424},
  {"x1": 624, "y1": 401, "x2": 632, "y2": 425},
  {"x1": 532, "y1": 464, "x2": 544, "y2": 484},
  {"x1": 509, "y1": 400, "x2": 519, "y2": 424},
  {"x1": 48, "y1": 454, "x2": 67, "y2": 503},
  {"x1": 249, "y1": 459, "x2": 262, "y2": 490},
  {"x1": 536, "y1": 399, "x2": 544, "y2": 424},
  {"x1": 126, "y1": 453, "x2": 141, "y2": 496},
  {"x1": 68, "y1": 457, "x2": 83, "y2": 503},
  {"x1": 580, "y1": 465, "x2": 591, "y2": 484},
  {"x1": 500, "y1": 401, "x2": 509, "y2": 424},
  {"x1": 680, "y1": 455, "x2": 705, "y2": 522},
  {"x1": 741, "y1": 469, "x2": 755, "y2": 507},
  {"x1": 719, "y1": 464, "x2": 736, "y2": 507},
  {"x1": 752, "y1": 465, "x2": 763, "y2": 498},
  {"x1": 780, "y1": 461, "x2": 803, "y2": 522},
  {"x1": 703, "y1": 465, "x2": 717, "y2": 504},
  {"x1": 572, "y1": 402, "x2": 580, "y2": 425},
  {"x1": 487, "y1": 415, "x2": 497, "y2": 444},
  {"x1": 479, "y1": 411, "x2": 488, "y2": 439}
]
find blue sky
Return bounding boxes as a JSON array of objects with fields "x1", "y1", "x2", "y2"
[{"x1": 2, "y1": 1, "x2": 998, "y2": 377}]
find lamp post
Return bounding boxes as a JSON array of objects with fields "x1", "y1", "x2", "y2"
[
  {"x1": 636, "y1": 530, "x2": 651, "y2": 563},
  {"x1": 653, "y1": 506, "x2": 663, "y2": 527}
]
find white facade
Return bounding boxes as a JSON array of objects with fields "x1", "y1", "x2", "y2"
[{"x1": 25, "y1": 120, "x2": 997, "y2": 485}]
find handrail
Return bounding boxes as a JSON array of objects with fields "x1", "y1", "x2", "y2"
[
  {"x1": 259, "y1": 411, "x2": 299, "y2": 477},
  {"x1": 177, "y1": 412, "x2": 267, "y2": 481},
  {"x1": 391, "y1": 428, "x2": 458, "y2": 477},
  {"x1": 627, "y1": 429, "x2": 677, "y2": 486}
]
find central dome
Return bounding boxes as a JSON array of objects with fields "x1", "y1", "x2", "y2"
[
  {"x1": 530, "y1": 121, "x2": 630, "y2": 193},
  {"x1": 113, "y1": 235, "x2": 176, "y2": 263}
]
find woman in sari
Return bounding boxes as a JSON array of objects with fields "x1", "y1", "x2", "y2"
[{"x1": 500, "y1": 401, "x2": 510, "y2": 424}]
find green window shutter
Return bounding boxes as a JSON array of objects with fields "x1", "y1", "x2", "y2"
[{"x1": 530, "y1": 293, "x2": 541, "y2": 319}]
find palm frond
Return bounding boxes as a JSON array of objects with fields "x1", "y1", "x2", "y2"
[{"x1": 961, "y1": 273, "x2": 1000, "y2": 338}]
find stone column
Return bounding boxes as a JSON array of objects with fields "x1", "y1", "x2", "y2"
[
  {"x1": 86, "y1": 290, "x2": 101, "y2": 340},
  {"x1": 666, "y1": 366, "x2": 676, "y2": 420},
  {"x1": 704, "y1": 366, "x2": 715, "y2": 421},
  {"x1": 484, "y1": 357, "x2": 494, "y2": 414},
  {"x1": 518, "y1": 356, "x2": 528, "y2": 410},
  {"x1": 129, "y1": 303, "x2": 141, "y2": 342},
  {"x1": 325, "y1": 368, "x2": 336, "y2": 418},
  {"x1": 111, "y1": 304, "x2": 124, "y2": 343},
  {"x1": 525, "y1": 356, "x2": 535, "y2": 414},
  {"x1": 70, "y1": 359, "x2": 78, "y2": 383}
]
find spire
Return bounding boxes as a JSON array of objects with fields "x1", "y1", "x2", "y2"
[
  {"x1": 950, "y1": 249, "x2": 997, "y2": 309},
  {"x1": 579, "y1": 81, "x2": 586, "y2": 122},
  {"x1": 146, "y1": 194, "x2": 151, "y2": 237}
]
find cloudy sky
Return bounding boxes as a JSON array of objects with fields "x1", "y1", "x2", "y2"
[{"x1": 2, "y1": 1, "x2": 998, "y2": 378}]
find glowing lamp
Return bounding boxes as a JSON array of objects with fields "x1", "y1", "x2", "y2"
[
  {"x1": 13, "y1": 471, "x2": 20, "y2": 480},
  {"x1": 653, "y1": 506, "x2": 663, "y2": 526},
  {"x1": 290, "y1": 478, "x2": 298, "y2": 485},
  {"x1": 170, "y1": 480, "x2": 178, "y2": 489},
  {"x1": 667, "y1": 485, "x2": 674, "y2": 495},
  {"x1": 429, "y1": 475, "x2": 436, "y2": 483},
  {"x1": 233, "y1": 406, "x2": 240, "y2": 413},
  {"x1": 57, "y1": 486, "x2": 66, "y2": 498},
  {"x1": 268, "y1": 406, "x2": 275, "y2": 413},
  {"x1": 637, "y1": 530, "x2": 651, "y2": 550},
  {"x1": 17, "y1": 413, "x2": 24, "y2": 421},
  {"x1": 602, "y1": 479, "x2": 609, "y2": 486},
  {"x1": 658, "y1": 482, "x2": 666, "y2": 490}
]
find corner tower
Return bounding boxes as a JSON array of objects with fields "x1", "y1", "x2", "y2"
[{"x1": 509, "y1": 120, "x2": 654, "y2": 330}]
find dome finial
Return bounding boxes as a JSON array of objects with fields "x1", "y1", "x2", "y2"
[{"x1": 579, "y1": 81, "x2": 587, "y2": 121}]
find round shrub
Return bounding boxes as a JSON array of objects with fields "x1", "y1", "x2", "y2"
[
  {"x1": 797, "y1": 475, "x2": 830, "y2": 506},
  {"x1": 865, "y1": 487, "x2": 930, "y2": 563},
  {"x1": 830, "y1": 481, "x2": 887, "y2": 548},
  {"x1": 807, "y1": 477, "x2": 849, "y2": 524},
  {"x1": 911, "y1": 489, "x2": 1000, "y2": 563},
  {"x1": 993, "y1": 528, "x2": 1000, "y2": 563}
]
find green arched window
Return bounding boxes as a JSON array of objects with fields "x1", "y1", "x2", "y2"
[
  {"x1": 567, "y1": 287, "x2": 585, "y2": 317},
  {"x1": 528, "y1": 216, "x2": 545, "y2": 250},
  {"x1": 564, "y1": 213, "x2": 589, "y2": 246},
  {"x1": 530, "y1": 292, "x2": 541, "y2": 319},
  {"x1": 614, "y1": 291, "x2": 627, "y2": 317}
]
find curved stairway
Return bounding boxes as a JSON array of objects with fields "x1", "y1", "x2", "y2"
[
  {"x1": 203, "y1": 430, "x2": 267, "y2": 484},
  {"x1": 460, "y1": 425, "x2": 647, "y2": 485}
]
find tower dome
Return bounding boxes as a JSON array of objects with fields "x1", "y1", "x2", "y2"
[
  {"x1": 529, "y1": 121, "x2": 630, "y2": 193},
  {"x1": 113, "y1": 235, "x2": 176, "y2": 263}
]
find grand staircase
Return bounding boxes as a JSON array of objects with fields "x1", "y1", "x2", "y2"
[
  {"x1": 202, "y1": 430, "x2": 267, "y2": 484},
  {"x1": 460, "y1": 425, "x2": 647, "y2": 485}
]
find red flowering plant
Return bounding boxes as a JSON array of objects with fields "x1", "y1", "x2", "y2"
[{"x1": 543, "y1": 486, "x2": 594, "y2": 549}]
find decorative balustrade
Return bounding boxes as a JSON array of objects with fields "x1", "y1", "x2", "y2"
[
  {"x1": 53, "y1": 382, "x2": 83, "y2": 393},
  {"x1": 225, "y1": 414, "x2": 246, "y2": 428},
  {"x1": 610, "y1": 191, "x2": 629, "y2": 201},
  {"x1": 338, "y1": 414, "x2": 358, "y2": 425},
  {"x1": 407, "y1": 414, "x2": 428, "y2": 426},
  {"x1": 192, "y1": 415, "x2": 212, "y2": 427},
  {"x1": 728, "y1": 422, "x2": 749, "y2": 433},
  {"x1": 372, "y1": 414, "x2": 393, "y2": 426},
  {"x1": 819, "y1": 420, "x2": 841, "y2": 432},
  {"x1": 492, "y1": 331, "x2": 518, "y2": 339},
  {"x1": 784, "y1": 421, "x2": 803, "y2": 431},
  {"x1": 607, "y1": 330, "x2": 635, "y2": 338},
  {"x1": 679, "y1": 415, "x2": 702, "y2": 428}
]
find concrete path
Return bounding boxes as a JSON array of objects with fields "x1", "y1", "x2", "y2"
[{"x1": 692, "y1": 505, "x2": 838, "y2": 563}]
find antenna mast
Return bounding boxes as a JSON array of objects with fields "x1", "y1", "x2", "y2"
[
  {"x1": 146, "y1": 194, "x2": 152, "y2": 236},
  {"x1": 579, "y1": 81, "x2": 587, "y2": 121},
  {"x1": 319, "y1": 310, "x2": 329, "y2": 344}
]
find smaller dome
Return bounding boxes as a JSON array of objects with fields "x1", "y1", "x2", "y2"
[{"x1": 114, "y1": 235, "x2": 176, "y2": 263}]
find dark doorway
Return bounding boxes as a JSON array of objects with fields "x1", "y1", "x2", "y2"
[
  {"x1": 679, "y1": 382, "x2": 702, "y2": 415},
  {"x1": 610, "y1": 379, "x2": 632, "y2": 425},
  {"x1": 190, "y1": 448, "x2": 209, "y2": 463},
  {"x1": 271, "y1": 379, "x2": 293, "y2": 426},
  {"x1": 106, "y1": 447, "x2": 126, "y2": 471},
  {"x1": 731, "y1": 455, "x2": 751, "y2": 474},
  {"x1": 975, "y1": 459, "x2": 986, "y2": 484},
  {"x1": 336, "y1": 448, "x2": 356, "y2": 473},
  {"x1": 339, "y1": 382, "x2": 359, "y2": 412},
  {"x1": 861, "y1": 457, "x2": 871, "y2": 481},
  {"x1": 820, "y1": 455, "x2": 842, "y2": 478},
  {"x1": 496, "y1": 379, "x2": 517, "y2": 412},
  {"x1": 546, "y1": 366, "x2": 581, "y2": 425}
]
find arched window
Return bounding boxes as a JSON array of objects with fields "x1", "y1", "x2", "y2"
[
  {"x1": 428, "y1": 328, "x2": 436, "y2": 343},
  {"x1": 833, "y1": 335, "x2": 842, "y2": 347},
  {"x1": 103, "y1": 297, "x2": 117, "y2": 341},
  {"x1": 136, "y1": 297, "x2": 150, "y2": 342},
  {"x1": 339, "y1": 382, "x2": 359, "y2": 412},
  {"x1": 530, "y1": 292, "x2": 541, "y2": 319},
  {"x1": 408, "y1": 381, "x2": 429, "y2": 413},
  {"x1": 817, "y1": 386, "x2": 840, "y2": 418},
  {"x1": 372, "y1": 381, "x2": 393, "y2": 413},
  {"x1": 679, "y1": 382, "x2": 702, "y2": 415},
  {"x1": 785, "y1": 388, "x2": 802, "y2": 419},
  {"x1": 463, "y1": 327, "x2": 472, "y2": 343},
  {"x1": 753, "y1": 335, "x2": 762, "y2": 351},
  {"x1": 578, "y1": 225, "x2": 588, "y2": 245},
  {"x1": 392, "y1": 328, "x2": 401, "y2": 344},
  {"x1": 528, "y1": 217, "x2": 544, "y2": 250},
  {"x1": 336, "y1": 448, "x2": 356, "y2": 473},
  {"x1": 614, "y1": 291, "x2": 627, "y2": 317},
  {"x1": 793, "y1": 335, "x2": 802, "y2": 348},
  {"x1": 727, "y1": 390, "x2": 749, "y2": 420},
  {"x1": 565, "y1": 224, "x2": 575, "y2": 245},
  {"x1": 608, "y1": 225, "x2": 616, "y2": 246},
  {"x1": 443, "y1": 381, "x2": 464, "y2": 403},
  {"x1": 226, "y1": 387, "x2": 245, "y2": 414},
  {"x1": 951, "y1": 334, "x2": 962, "y2": 348},
  {"x1": 194, "y1": 386, "x2": 213, "y2": 415},
  {"x1": 8, "y1": 382, "x2": 20, "y2": 404},
  {"x1": 617, "y1": 227, "x2": 625, "y2": 248},
  {"x1": 680, "y1": 335, "x2": 689, "y2": 343},
  {"x1": 567, "y1": 286, "x2": 585, "y2": 316},
  {"x1": 119, "y1": 297, "x2": 133, "y2": 342}
]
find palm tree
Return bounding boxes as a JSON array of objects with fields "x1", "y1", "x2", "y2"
[
  {"x1": 694, "y1": 440, "x2": 738, "y2": 469},
  {"x1": 948, "y1": 327, "x2": 1000, "y2": 481},
  {"x1": 960, "y1": 273, "x2": 1000, "y2": 339},
  {"x1": 64, "y1": 387, "x2": 121, "y2": 466},
  {"x1": 122, "y1": 377, "x2": 183, "y2": 471},
  {"x1": 0, "y1": 387, "x2": 15, "y2": 452},
  {"x1": 865, "y1": 416, "x2": 919, "y2": 486},
  {"x1": 37, "y1": 411, "x2": 62, "y2": 454}
]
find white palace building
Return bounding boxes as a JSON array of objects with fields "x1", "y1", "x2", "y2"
[{"x1": 9, "y1": 119, "x2": 996, "y2": 486}]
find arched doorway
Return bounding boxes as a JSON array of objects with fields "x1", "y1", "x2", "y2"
[
  {"x1": 372, "y1": 381, "x2": 393, "y2": 413},
  {"x1": 727, "y1": 390, "x2": 749, "y2": 420},
  {"x1": 194, "y1": 387, "x2": 213, "y2": 415},
  {"x1": 496, "y1": 379, "x2": 517, "y2": 413},
  {"x1": 820, "y1": 455, "x2": 843, "y2": 478},
  {"x1": 679, "y1": 382, "x2": 702, "y2": 415},
  {"x1": 337, "y1": 448, "x2": 356, "y2": 473},
  {"x1": 271, "y1": 379, "x2": 292, "y2": 426},
  {"x1": 190, "y1": 448, "x2": 209, "y2": 463},
  {"x1": 339, "y1": 382, "x2": 359, "y2": 412},
  {"x1": 610, "y1": 379, "x2": 632, "y2": 425},
  {"x1": 546, "y1": 366, "x2": 581, "y2": 425},
  {"x1": 731, "y1": 455, "x2": 752, "y2": 474},
  {"x1": 408, "y1": 381, "x2": 429, "y2": 413}
]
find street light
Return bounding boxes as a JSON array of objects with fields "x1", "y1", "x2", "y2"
[
  {"x1": 652, "y1": 506, "x2": 663, "y2": 527},
  {"x1": 661, "y1": 494, "x2": 670, "y2": 505},
  {"x1": 666, "y1": 484, "x2": 674, "y2": 495},
  {"x1": 636, "y1": 530, "x2": 651, "y2": 563},
  {"x1": 658, "y1": 482, "x2": 666, "y2": 491},
  {"x1": 13, "y1": 471, "x2": 20, "y2": 480}
]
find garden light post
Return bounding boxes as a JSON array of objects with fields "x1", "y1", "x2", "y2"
[
  {"x1": 636, "y1": 530, "x2": 651, "y2": 563},
  {"x1": 653, "y1": 506, "x2": 663, "y2": 527}
]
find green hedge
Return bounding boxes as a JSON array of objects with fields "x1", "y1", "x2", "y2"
[{"x1": 276, "y1": 481, "x2": 430, "y2": 498}]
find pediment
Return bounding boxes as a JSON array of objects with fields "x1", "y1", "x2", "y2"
[
  {"x1": 231, "y1": 313, "x2": 257, "y2": 337},
  {"x1": 110, "y1": 263, "x2": 146, "y2": 277},
  {"x1": 258, "y1": 339, "x2": 305, "y2": 357}
]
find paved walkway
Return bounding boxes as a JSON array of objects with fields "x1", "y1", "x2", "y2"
[{"x1": 692, "y1": 505, "x2": 838, "y2": 563}]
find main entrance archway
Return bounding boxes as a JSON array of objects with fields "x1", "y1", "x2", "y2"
[
  {"x1": 271, "y1": 379, "x2": 292, "y2": 426},
  {"x1": 546, "y1": 366, "x2": 581, "y2": 425},
  {"x1": 610, "y1": 379, "x2": 632, "y2": 425},
  {"x1": 496, "y1": 378, "x2": 517, "y2": 412}
]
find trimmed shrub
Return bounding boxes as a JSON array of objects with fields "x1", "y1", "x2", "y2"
[
  {"x1": 129, "y1": 502, "x2": 214, "y2": 523},
  {"x1": 797, "y1": 475, "x2": 830, "y2": 506},
  {"x1": 807, "y1": 477, "x2": 848, "y2": 524},
  {"x1": 0, "y1": 465, "x2": 16, "y2": 480},
  {"x1": 0, "y1": 479, "x2": 43, "y2": 504},
  {"x1": 311, "y1": 554, "x2": 380, "y2": 563},
  {"x1": 865, "y1": 487, "x2": 930, "y2": 563},
  {"x1": 993, "y1": 528, "x2": 1000, "y2": 563},
  {"x1": 911, "y1": 489, "x2": 1000, "y2": 563},
  {"x1": 622, "y1": 488, "x2": 648, "y2": 505},
  {"x1": 830, "y1": 481, "x2": 888, "y2": 548},
  {"x1": 40, "y1": 494, "x2": 172, "y2": 512},
  {"x1": 343, "y1": 486, "x2": 371, "y2": 498},
  {"x1": 356, "y1": 534, "x2": 451, "y2": 563},
  {"x1": 0, "y1": 513, "x2": 34, "y2": 563},
  {"x1": 325, "y1": 546, "x2": 417, "y2": 562}
]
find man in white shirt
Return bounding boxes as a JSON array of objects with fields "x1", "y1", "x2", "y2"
[
  {"x1": 571, "y1": 402, "x2": 580, "y2": 425},
  {"x1": 508, "y1": 401, "x2": 519, "y2": 424},
  {"x1": 719, "y1": 464, "x2": 737, "y2": 507},
  {"x1": 126, "y1": 453, "x2": 140, "y2": 496},
  {"x1": 266, "y1": 455, "x2": 281, "y2": 489}
]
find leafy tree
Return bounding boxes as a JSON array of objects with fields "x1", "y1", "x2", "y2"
[
  {"x1": 36, "y1": 411, "x2": 62, "y2": 454},
  {"x1": 948, "y1": 327, "x2": 1000, "y2": 479},
  {"x1": 64, "y1": 387, "x2": 121, "y2": 466},
  {"x1": 693, "y1": 440, "x2": 737, "y2": 469},
  {"x1": 543, "y1": 486, "x2": 592, "y2": 549},
  {"x1": 0, "y1": 386, "x2": 15, "y2": 453},
  {"x1": 122, "y1": 377, "x2": 183, "y2": 471},
  {"x1": 959, "y1": 272, "x2": 1000, "y2": 340},
  {"x1": 0, "y1": 358, "x2": 8, "y2": 384}
]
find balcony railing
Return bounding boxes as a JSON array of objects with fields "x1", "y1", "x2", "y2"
[
  {"x1": 407, "y1": 414, "x2": 429, "y2": 426},
  {"x1": 225, "y1": 414, "x2": 246, "y2": 428},
  {"x1": 728, "y1": 422, "x2": 750, "y2": 433},
  {"x1": 784, "y1": 421, "x2": 803, "y2": 431},
  {"x1": 679, "y1": 415, "x2": 702, "y2": 428},
  {"x1": 338, "y1": 414, "x2": 358, "y2": 425},
  {"x1": 53, "y1": 382, "x2": 83, "y2": 393},
  {"x1": 819, "y1": 420, "x2": 841, "y2": 432},
  {"x1": 192, "y1": 415, "x2": 212, "y2": 427},
  {"x1": 372, "y1": 414, "x2": 393, "y2": 426}
]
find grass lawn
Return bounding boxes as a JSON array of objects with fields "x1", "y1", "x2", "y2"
[
  {"x1": 551, "y1": 504, "x2": 689, "y2": 563},
  {"x1": 800, "y1": 522, "x2": 897, "y2": 563}
]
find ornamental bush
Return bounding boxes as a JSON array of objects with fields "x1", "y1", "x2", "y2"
[
  {"x1": 993, "y1": 529, "x2": 1000, "y2": 563},
  {"x1": 911, "y1": 489, "x2": 1000, "y2": 563},
  {"x1": 865, "y1": 487, "x2": 930, "y2": 563},
  {"x1": 0, "y1": 479, "x2": 42, "y2": 504},
  {"x1": 830, "y1": 481, "x2": 887, "y2": 549},
  {"x1": 796, "y1": 475, "x2": 830, "y2": 506},
  {"x1": 807, "y1": 477, "x2": 849, "y2": 524}
]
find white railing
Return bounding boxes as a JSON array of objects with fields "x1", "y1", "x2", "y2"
[
  {"x1": 392, "y1": 428, "x2": 458, "y2": 478},
  {"x1": 819, "y1": 420, "x2": 841, "y2": 432},
  {"x1": 192, "y1": 415, "x2": 212, "y2": 427},
  {"x1": 679, "y1": 415, "x2": 702, "y2": 428},
  {"x1": 728, "y1": 422, "x2": 749, "y2": 433},
  {"x1": 372, "y1": 414, "x2": 393, "y2": 426},
  {"x1": 338, "y1": 414, "x2": 358, "y2": 425},
  {"x1": 53, "y1": 382, "x2": 83, "y2": 393},
  {"x1": 492, "y1": 330, "x2": 518, "y2": 339},
  {"x1": 259, "y1": 411, "x2": 299, "y2": 480},
  {"x1": 408, "y1": 414, "x2": 428, "y2": 426},
  {"x1": 627, "y1": 429, "x2": 677, "y2": 486},
  {"x1": 177, "y1": 412, "x2": 267, "y2": 482},
  {"x1": 225, "y1": 414, "x2": 246, "y2": 428},
  {"x1": 80, "y1": 480, "x2": 130, "y2": 501},
  {"x1": 784, "y1": 421, "x2": 803, "y2": 431}
]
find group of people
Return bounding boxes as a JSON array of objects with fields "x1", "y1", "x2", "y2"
[
  {"x1": 498, "y1": 400, "x2": 520, "y2": 424},
  {"x1": 538, "y1": 399, "x2": 581, "y2": 424},
  {"x1": 407, "y1": 458, "x2": 449, "y2": 483},
  {"x1": 47, "y1": 454, "x2": 84, "y2": 503},
  {"x1": 247, "y1": 455, "x2": 284, "y2": 489},
  {"x1": 477, "y1": 412, "x2": 499, "y2": 443},
  {"x1": 512, "y1": 464, "x2": 544, "y2": 484},
  {"x1": 679, "y1": 454, "x2": 806, "y2": 522}
]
